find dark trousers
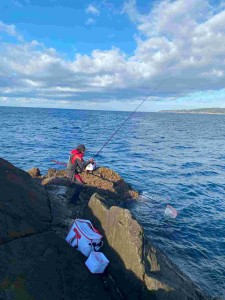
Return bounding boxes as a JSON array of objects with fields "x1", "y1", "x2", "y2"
[
  {"x1": 70, "y1": 177, "x2": 84, "y2": 203},
  {"x1": 67, "y1": 169, "x2": 84, "y2": 203}
]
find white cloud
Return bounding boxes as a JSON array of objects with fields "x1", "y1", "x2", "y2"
[
  {"x1": 122, "y1": 0, "x2": 139, "y2": 23},
  {"x1": 102, "y1": 0, "x2": 120, "y2": 15},
  {"x1": 0, "y1": 20, "x2": 23, "y2": 41},
  {"x1": 85, "y1": 18, "x2": 95, "y2": 25},
  {"x1": 85, "y1": 4, "x2": 100, "y2": 27},
  {"x1": 1, "y1": 0, "x2": 225, "y2": 110},
  {"x1": 86, "y1": 4, "x2": 100, "y2": 16},
  {"x1": 0, "y1": 21, "x2": 16, "y2": 36},
  {"x1": 124, "y1": 0, "x2": 225, "y2": 92},
  {"x1": 12, "y1": 0, "x2": 30, "y2": 6}
]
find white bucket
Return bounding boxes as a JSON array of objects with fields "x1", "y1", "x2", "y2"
[
  {"x1": 85, "y1": 251, "x2": 109, "y2": 274},
  {"x1": 66, "y1": 219, "x2": 103, "y2": 257}
]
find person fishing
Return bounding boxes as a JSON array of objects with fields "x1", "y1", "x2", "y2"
[{"x1": 67, "y1": 144, "x2": 94, "y2": 202}]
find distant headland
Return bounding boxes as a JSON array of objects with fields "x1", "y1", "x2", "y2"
[{"x1": 160, "y1": 107, "x2": 225, "y2": 114}]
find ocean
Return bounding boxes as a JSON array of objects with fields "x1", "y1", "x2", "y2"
[{"x1": 0, "y1": 106, "x2": 224, "y2": 298}]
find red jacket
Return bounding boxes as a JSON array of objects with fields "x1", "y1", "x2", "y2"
[
  {"x1": 70, "y1": 149, "x2": 84, "y2": 164},
  {"x1": 69, "y1": 149, "x2": 84, "y2": 183}
]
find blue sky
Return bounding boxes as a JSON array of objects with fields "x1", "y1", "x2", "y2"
[{"x1": 0, "y1": 0, "x2": 225, "y2": 111}]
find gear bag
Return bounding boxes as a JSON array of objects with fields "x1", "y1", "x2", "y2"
[{"x1": 66, "y1": 219, "x2": 103, "y2": 257}]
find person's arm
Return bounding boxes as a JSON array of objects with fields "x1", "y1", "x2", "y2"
[
  {"x1": 75, "y1": 158, "x2": 94, "y2": 172},
  {"x1": 83, "y1": 158, "x2": 94, "y2": 168},
  {"x1": 75, "y1": 158, "x2": 85, "y2": 172}
]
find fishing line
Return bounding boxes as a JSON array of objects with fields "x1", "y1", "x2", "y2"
[
  {"x1": 51, "y1": 77, "x2": 171, "y2": 166},
  {"x1": 94, "y1": 77, "x2": 171, "y2": 158}
]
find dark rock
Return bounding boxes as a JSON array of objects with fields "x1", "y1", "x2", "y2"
[
  {"x1": 0, "y1": 159, "x2": 213, "y2": 300},
  {"x1": 85, "y1": 193, "x2": 212, "y2": 300},
  {"x1": 0, "y1": 159, "x2": 51, "y2": 245},
  {"x1": 42, "y1": 176, "x2": 70, "y2": 186},
  {"x1": 80, "y1": 166, "x2": 139, "y2": 205},
  {"x1": 0, "y1": 232, "x2": 111, "y2": 300},
  {"x1": 0, "y1": 159, "x2": 114, "y2": 299},
  {"x1": 47, "y1": 168, "x2": 66, "y2": 177}
]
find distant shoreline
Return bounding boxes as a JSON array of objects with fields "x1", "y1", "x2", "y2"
[
  {"x1": 160, "y1": 111, "x2": 225, "y2": 115},
  {"x1": 160, "y1": 108, "x2": 225, "y2": 115}
]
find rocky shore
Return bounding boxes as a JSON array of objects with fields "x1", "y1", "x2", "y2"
[{"x1": 0, "y1": 158, "x2": 215, "y2": 299}]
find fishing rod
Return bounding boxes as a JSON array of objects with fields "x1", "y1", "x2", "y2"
[
  {"x1": 51, "y1": 159, "x2": 67, "y2": 166},
  {"x1": 94, "y1": 77, "x2": 171, "y2": 158},
  {"x1": 51, "y1": 77, "x2": 171, "y2": 166}
]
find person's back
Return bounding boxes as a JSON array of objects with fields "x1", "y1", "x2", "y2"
[
  {"x1": 67, "y1": 147, "x2": 85, "y2": 182},
  {"x1": 66, "y1": 144, "x2": 93, "y2": 202}
]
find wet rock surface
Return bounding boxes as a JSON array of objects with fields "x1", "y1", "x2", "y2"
[{"x1": 0, "y1": 159, "x2": 214, "y2": 300}]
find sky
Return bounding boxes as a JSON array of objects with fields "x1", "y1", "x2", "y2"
[{"x1": 0, "y1": 0, "x2": 225, "y2": 111}]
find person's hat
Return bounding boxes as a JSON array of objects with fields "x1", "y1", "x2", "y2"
[{"x1": 76, "y1": 144, "x2": 86, "y2": 152}]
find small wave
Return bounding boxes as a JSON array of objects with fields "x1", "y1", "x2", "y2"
[
  {"x1": 196, "y1": 170, "x2": 218, "y2": 176},
  {"x1": 218, "y1": 155, "x2": 225, "y2": 160},
  {"x1": 181, "y1": 162, "x2": 203, "y2": 168},
  {"x1": 212, "y1": 164, "x2": 225, "y2": 171},
  {"x1": 152, "y1": 140, "x2": 163, "y2": 144},
  {"x1": 171, "y1": 145, "x2": 194, "y2": 150}
]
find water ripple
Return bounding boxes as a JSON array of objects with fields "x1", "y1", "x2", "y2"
[{"x1": 0, "y1": 107, "x2": 225, "y2": 297}]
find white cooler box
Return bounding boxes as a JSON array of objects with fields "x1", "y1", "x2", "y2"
[
  {"x1": 66, "y1": 219, "x2": 103, "y2": 257},
  {"x1": 85, "y1": 251, "x2": 109, "y2": 274}
]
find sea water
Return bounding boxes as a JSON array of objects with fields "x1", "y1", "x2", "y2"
[{"x1": 0, "y1": 106, "x2": 224, "y2": 298}]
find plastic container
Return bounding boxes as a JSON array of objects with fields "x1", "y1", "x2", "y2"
[{"x1": 85, "y1": 251, "x2": 109, "y2": 274}]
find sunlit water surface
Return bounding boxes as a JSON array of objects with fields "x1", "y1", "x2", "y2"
[{"x1": 0, "y1": 106, "x2": 224, "y2": 298}]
